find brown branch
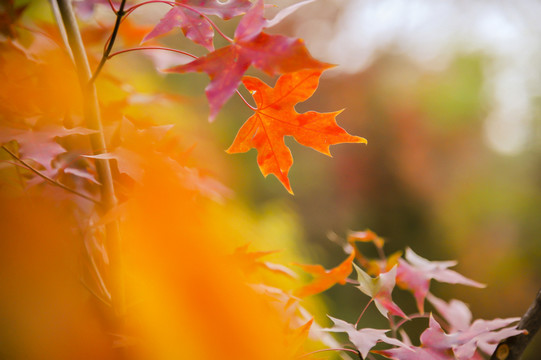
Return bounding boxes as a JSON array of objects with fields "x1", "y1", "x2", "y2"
[
  {"x1": 2, "y1": 145, "x2": 100, "y2": 204},
  {"x1": 490, "y1": 289, "x2": 541, "y2": 360},
  {"x1": 55, "y1": 0, "x2": 125, "y2": 317},
  {"x1": 89, "y1": 0, "x2": 127, "y2": 84}
]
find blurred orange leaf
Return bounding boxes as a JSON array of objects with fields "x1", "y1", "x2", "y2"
[{"x1": 295, "y1": 250, "x2": 356, "y2": 297}]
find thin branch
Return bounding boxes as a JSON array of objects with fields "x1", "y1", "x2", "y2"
[
  {"x1": 490, "y1": 288, "x2": 541, "y2": 360},
  {"x1": 1, "y1": 145, "x2": 100, "y2": 204},
  {"x1": 89, "y1": 0, "x2": 127, "y2": 84}
]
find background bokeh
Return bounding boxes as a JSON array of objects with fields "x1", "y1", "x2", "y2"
[
  {"x1": 119, "y1": 0, "x2": 541, "y2": 356},
  {"x1": 2, "y1": 0, "x2": 541, "y2": 358}
]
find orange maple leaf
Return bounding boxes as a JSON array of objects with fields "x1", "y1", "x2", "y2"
[
  {"x1": 294, "y1": 250, "x2": 356, "y2": 298},
  {"x1": 227, "y1": 69, "x2": 366, "y2": 193}
]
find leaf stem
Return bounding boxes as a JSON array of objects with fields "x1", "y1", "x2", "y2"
[
  {"x1": 89, "y1": 0, "x2": 127, "y2": 84},
  {"x1": 394, "y1": 313, "x2": 429, "y2": 330},
  {"x1": 107, "y1": 0, "x2": 117, "y2": 13},
  {"x1": 108, "y1": 46, "x2": 198, "y2": 59},
  {"x1": 355, "y1": 298, "x2": 373, "y2": 328},
  {"x1": 1, "y1": 145, "x2": 100, "y2": 204},
  {"x1": 236, "y1": 89, "x2": 257, "y2": 111}
]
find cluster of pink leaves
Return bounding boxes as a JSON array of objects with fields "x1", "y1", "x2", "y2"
[{"x1": 314, "y1": 241, "x2": 525, "y2": 360}]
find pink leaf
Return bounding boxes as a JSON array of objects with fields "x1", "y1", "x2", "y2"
[
  {"x1": 354, "y1": 264, "x2": 407, "y2": 318},
  {"x1": 427, "y1": 294, "x2": 472, "y2": 332},
  {"x1": 326, "y1": 316, "x2": 404, "y2": 359},
  {"x1": 143, "y1": 7, "x2": 214, "y2": 51},
  {"x1": 396, "y1": 248, "x2": 485, "y2": 313}
]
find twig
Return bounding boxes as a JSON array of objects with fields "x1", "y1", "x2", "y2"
[
  {"x1": 1, "y1": 145, "x2": 99, "y2": 204},
  {"x1": 89, "y1": 0, "x2": 127, "y2": 84},
  {"x1": 490, "y1": 289, "x2": 541, "y2": 360}
]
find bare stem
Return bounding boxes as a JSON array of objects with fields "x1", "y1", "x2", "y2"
[
  {"x1": 89, "y1": 0, "x2": 127, "y2": 84},
  {"x1": 55, "y1": 0, "x2": 125, "y2": 317},
  {"x1": 490, "y1": 288, "x2": 541, "y2": 360},
  {"x1": 2, "y1": 145, "x2": 99, "y2": 204}
]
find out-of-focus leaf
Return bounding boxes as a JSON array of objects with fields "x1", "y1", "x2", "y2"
[{"x1": 295, "y1": 250, "x2": 355, "y2": 297}]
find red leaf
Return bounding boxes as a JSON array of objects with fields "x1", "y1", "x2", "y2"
[
  {"x1": 143, "y1": 7, "x2": 214, "y2": 51},
  {"x1": 227, "y1": 69, "x2": 365, "y2": 193},
  {"x1": 234, "y1": 0, "x2": 265, "y2": 42},
  {"x1": 166, "y1": 1, "x2": 329, "y2": 121}
]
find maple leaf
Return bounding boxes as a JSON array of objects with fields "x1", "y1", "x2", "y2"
[
  {"x1": 396, "y1": 248, "x2": 485, "y2": 314},
  {"x1": 353, "y1": 264, "x2": 407, "y2": 318},
  {"x1": 232, "y1": 244, "x2": 297, "y2": 278},
  {"x1": 142, "y1": 6, "x2": 214, "y2": 51},
  {"x1": 427, "y1": 294, "x2": 524, "y2": 358},
  {"x1": 166, "y1": 0, "x2": 329, "y2": 121},
  {"x1": 227, "y1": 69, "x2": 366, "y2": 193},
  {"x1": 325, "y1": 316, "x2": 405, "y2": 359},
  {"x1": 294, "y1": 250, "x2": 355, "y2": 298}
]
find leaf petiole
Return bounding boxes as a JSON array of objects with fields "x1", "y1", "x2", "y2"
[
  {"x1": 108, "y1": 46, "x2": 198, "y2": 60},
  {"x1": 355, "y1": 298, "x2": 374, "y2": 328}
]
